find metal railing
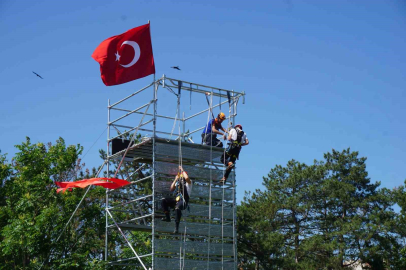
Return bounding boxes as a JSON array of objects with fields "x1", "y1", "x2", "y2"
[{"x1": 105, "y1": 75, "x2": 245, "y2": 269}]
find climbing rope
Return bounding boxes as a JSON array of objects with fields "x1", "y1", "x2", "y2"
[
  {"x1": 222, "y1": 91, "x2": 232, "y2": 269},
  {"x1": 166, "y1": 82, "x2": 181, "y2": 142},
  {"x1": 174, "y1": 113, "x2": 187, "y2": 270},
  {"x1": 166, "y1": 103, "x2": 179, "y2": 142},
  {"x1": 206, "y1": 90, "x2": 214, "y2": 269}
]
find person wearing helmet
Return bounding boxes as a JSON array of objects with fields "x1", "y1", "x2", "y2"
[
  {"x1": 201, "y1": 112, "x2": 228, "y2": 148},
  {"x1": 220, "y1": 124, "x2": 249, "y2": 183},
  {"x1": 161, "y1": 166, "x2": 193, "y2": 234}
]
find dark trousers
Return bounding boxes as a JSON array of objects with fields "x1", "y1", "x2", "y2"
[
  {"x1": 161, "y1": 197, "x2": 188, "y2": 223},
  {"x1": 220, "y1": 146, "x2": 240, "y2": 179},
  {"x1": 201, "y1": 133, "x2": 223, "y2": 148}
]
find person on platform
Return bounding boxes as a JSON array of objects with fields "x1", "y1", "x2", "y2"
[
  {"x1": 161, "y1": 166, "x2": 192, "y2": 233},
  {"x1": 201, "y1": 112, "x2": 228, "y2": 147},
  {"x1": 220, "y1": 124, "x2": 249, "y2": 184}
]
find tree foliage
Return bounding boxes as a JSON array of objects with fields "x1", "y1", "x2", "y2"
[
  {"x1": 0, "y1": 135, "x2": 152, "y2": 269},
  {"x1": 2, "y1": 138, "x2": 405, "y2": 270},
  {"x1": 0, "y1": 137, "x2": 106, "y2": 269},
  {"x1": 238, "y1": 148, "x2": 406, "y2": 270}
]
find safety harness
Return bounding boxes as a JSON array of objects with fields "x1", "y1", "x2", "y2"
[
  {"x1": 226, "y1": 129, "x2": 245, "y2": 159},
  {"x1": 173, "y1": 174, "x2": 190, "y2": 204}
]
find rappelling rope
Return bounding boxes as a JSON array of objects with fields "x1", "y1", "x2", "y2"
[
  {"x1": 202, "y1": 91, "x2": 214, "y2": 146},
  {"x1": 176, "y1": 115, "x2": 187, "y2": 270},
  {"x1": 182, "y1": 226, "x2": 187, "y2": 270},
  {"x1": 166, "y1": 94, "x2": 180, "y2": 142},
  {"x1": 179, "y1": 126, "x2": 189, "y2": 270},
  {"x1": 221, "y1": 93, "x2": 232, "y2": 270},
  {"x1": 206, "y1": 90, "x2": 213, "y2": 269}
]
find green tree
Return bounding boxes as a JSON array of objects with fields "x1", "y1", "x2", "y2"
[
  {"x1": 238, "y1": 148, "x2": 405, "y2": 270},
  {"x1": 393, "y1": 180, "x2": 406, "y2": 269},
  {"x1": 0, "y1": 137, "x2": 106, "y2": 269},
  {"x1": 238, "y1": 160, "x2": 321, "y2": 269},
  {"x1": 319, "y1": 149, "x2": 401, "y2": 269}
]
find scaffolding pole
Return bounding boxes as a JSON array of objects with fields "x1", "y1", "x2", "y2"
[{"x1": 104, "y1": 75, "x2": 244, "y2": 269}]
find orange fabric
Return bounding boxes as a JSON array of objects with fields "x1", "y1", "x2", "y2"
[{"x1": 55, "y1": 178, "x2": 130, "y2": 193}]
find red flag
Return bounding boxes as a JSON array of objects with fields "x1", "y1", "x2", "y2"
[
  {"x1": 92, "y1": 24, "x2": 155, "y2": 86},
  {"x1": 55, "y1": 178, "x2": 130, "y2": 193}
]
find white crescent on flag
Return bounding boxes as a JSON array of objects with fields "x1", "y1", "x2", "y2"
[
  {"x1": 119, "y1": 41, "x2": 141, "y2": 68},
  {"x1": 92, "y1": 23, "x2": 155, "y2": 86}
]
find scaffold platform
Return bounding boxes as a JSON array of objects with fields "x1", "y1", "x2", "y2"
[{"x1": 104, "y1": 75, "x2": 245, "y2": 270}]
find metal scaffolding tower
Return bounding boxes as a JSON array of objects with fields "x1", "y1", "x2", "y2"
[{"x1": 105, "y1": 75, "x2": 245, "y2": 269}]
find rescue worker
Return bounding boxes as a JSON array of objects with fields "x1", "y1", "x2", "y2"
[
  {"x1": 220, "y1": 124, "x2": 249, "y2": 183},
  {"x1": 201, "y1": 112, "x2": 228, "y2": 147},
  {"x1": 161, "y1": 166, "x2": 192, "y2": 233}
]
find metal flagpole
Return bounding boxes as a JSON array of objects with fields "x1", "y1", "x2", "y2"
[
  {"x1": 149, "y1": 19, "x2": 157, "y2": 270},
  {"x1": 105, "y1": 99, "x2": 110, "y2": 262}
]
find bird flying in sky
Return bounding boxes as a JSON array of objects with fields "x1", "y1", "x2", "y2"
[
  {"x1": 171, "y1": 66, "x2": 181, "y2": 71},
  {"x1": 32, "y1": 71, "x2": 44, "y2": 79}
]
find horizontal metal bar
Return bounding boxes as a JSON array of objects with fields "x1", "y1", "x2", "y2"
[
  {"x1": 110, "y1": 179, "x2": 152, "y2": 196},
  {"x1": 107, "y1": 176, "x2": 153, "y2": 194},
  {"x1": 108, "y1": 119, "x2": 153, "y2": 141},
  {"x1": 154, "y1": 256, "x2": 233, "y2": 270},
  {"x1": 110, "y1": 82, "x2": 155, "y2": 108},
  {"x1": 107, "y1": 194, "x2": 153, "y2": 208},
  {"x1": 154, "y1": 232, "x2": 234, "y2": 241},
  {"x1": 111, "y1": 125, "x2": 179, "y2": 137},
  {"x1": 184, "y1": 99, "x2": 229, "y2": 121},
  {"x1": 109, "y1": 209, "x2": 145, "y2": 214},
  {"x1": 164, "y1": 76, "x2": 244, "y2": 96},
  {"x1": 131, "y1": 175, "x2": 153, "y2": 184},
  {"x1": 108, "y1": 263, "x2": 148, "y2": 266},
  {"x1": 166, "y1": 82, "x2": 229, "y2": 99},
  {"x1": 107, "y1": 138, "x2": 152, "y2": 160},
  {"x1": 118, "y1": 220, "x2": 234, "y2": 237},
  {"x1": 111, "y1": 107, "x2": 182, "y2": 121},
  {"x1": 109, "y1": 102, "x2": 152, "y2": 125},
  {"x1": 107, "y1": 213, "x2": 153, "y2": 228},
  {"x1": 111, "y1": 123, "x2": 135, "y2": 129},
  {"x1": 108, "y1": 253, "x2": 152, "y2": 264},
  {"x1": 183, "y1": 126, "x2": 204, "y2": 137},
  {"x1": 155, "y1": 239, "x2": 234, "y2": 256}
]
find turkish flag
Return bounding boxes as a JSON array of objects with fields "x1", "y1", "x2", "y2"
[{"x1": 92, "y1": 24, "x2": 155, "y2": 86}]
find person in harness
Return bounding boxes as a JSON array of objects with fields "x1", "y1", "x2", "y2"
[
  {"x1": 201, "y1": 112, "x2": 228, "y2": 148},
  {"x1": 161, "y1": 166, "x2": 193, "y2": 233},
  {"x1": 220, "y1": 124, "x2": 249, "y2": 183}
]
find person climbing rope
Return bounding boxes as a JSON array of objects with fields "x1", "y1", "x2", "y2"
[
  {"x1": 220, "y1": 124, "x2": 249, "y2": 183},
  {"x1": 201, "y1": 112, "x2": 228, "y2": 147},
  {"x1": 161, "y1": 166, "x2": 193, "y2": 233}
]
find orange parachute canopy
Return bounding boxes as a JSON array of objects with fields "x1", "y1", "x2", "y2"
[{"x1": 55, "y1": 178, "x2": 130, "y2": 193}]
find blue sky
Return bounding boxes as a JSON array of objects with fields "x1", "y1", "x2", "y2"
[{"x1": 0, "y1": 0, "x2": 405, "y2": 203}]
